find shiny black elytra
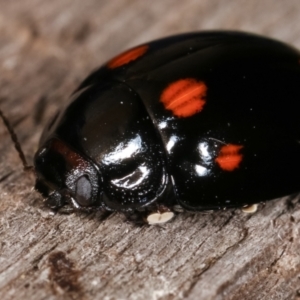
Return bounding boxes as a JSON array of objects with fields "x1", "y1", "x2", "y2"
[{"x1": 24, "y1": 31, "x2": 300, "y2": 218}]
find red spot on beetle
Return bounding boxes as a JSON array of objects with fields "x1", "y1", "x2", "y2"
[
  {"x1": 215, "y1": 144, "x2": 244, "y2": 171},
  {"x1": 160, "y1": 79, "x2": 207, "y2": 118},
  {"x1": 107, "y1": 45, "x2": 148, "y2": 69},
  {"x1": 50, "y1": 139, "x2": 88, "y2": 169}
]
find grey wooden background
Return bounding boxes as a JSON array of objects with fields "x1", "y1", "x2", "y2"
[{"x1": 1, "y1": 1, "x2": 300, "y2": 299}]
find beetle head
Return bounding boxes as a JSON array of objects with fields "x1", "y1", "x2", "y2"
[{"x1": 34, "y1": 138, "x2": 102, "y2": 210}]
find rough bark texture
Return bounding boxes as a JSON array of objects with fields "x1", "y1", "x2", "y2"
[{"x1": 1, "y1": 1, "x2": 300, "y2": 299}]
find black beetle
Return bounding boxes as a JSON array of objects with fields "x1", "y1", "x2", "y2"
[{"x1": 1, "y1": 31, "x2": 300, "y2": 224}]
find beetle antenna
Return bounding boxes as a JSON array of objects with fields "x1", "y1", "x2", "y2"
[{"x1": 0, "y1": 108, "x2": 34, "y2": 172}]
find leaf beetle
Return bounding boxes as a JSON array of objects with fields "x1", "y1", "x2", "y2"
[{"x1": 1, "y1": 31, "x2": 300, "y2": 224}]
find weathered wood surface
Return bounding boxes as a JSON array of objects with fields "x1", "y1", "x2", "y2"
[{"x1": 1, "y1": 1, "x2": 300, "y2": 299}]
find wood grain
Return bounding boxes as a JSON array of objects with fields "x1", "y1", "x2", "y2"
[{"x1": 1, "y1": 1, "x2": 300, "y2": 299}]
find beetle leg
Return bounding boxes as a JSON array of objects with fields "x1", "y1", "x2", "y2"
[
  {"x1": 56, "y1": 205, "x2": 75, "y2": 214},
  {"x1": 59, "y1": 189, "x2": 103, "y2": 213},
  {"x1": 172, "y1": 204, "x2": 185, "y2": 213},
  {"x1": 124, "y1": 211, "x2": 148, "y2": 225},
  {"x1": 44, "y1": 190, "x2": 65, "y2": 210}
]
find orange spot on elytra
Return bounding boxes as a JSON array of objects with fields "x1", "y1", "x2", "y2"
[
  {"x1": 215, "y1": 144, "x2": 244, "y2": 171},
  {"x1": 160, "y1": 79, "x2": 207, "y2": 118},
  {"x1": 107, "y1": 45, "x2": 148, "y2": 69}
]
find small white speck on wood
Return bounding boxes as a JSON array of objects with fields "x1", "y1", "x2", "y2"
[
  {"x1": 147, "y1": 211, "x2": 175, "y2": 225},
  {"x1": 242, "y1": 204, "x2": 258, "y2": 213}
]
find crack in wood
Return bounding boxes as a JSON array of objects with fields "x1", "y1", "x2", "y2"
[{"x1": 0, "y1": 171, "x2": 14, "y2": 183}]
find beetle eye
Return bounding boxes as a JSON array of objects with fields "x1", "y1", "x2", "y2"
[{"x1": 75, "y1": 175, "x2": 93, "y2": 206}]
